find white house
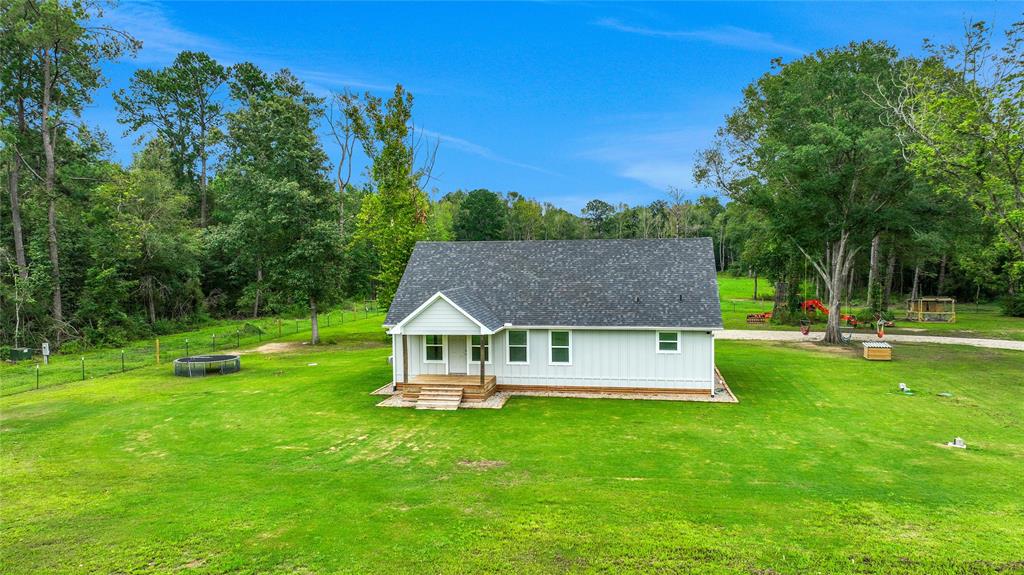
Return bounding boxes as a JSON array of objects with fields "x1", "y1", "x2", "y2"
[{"x1": 383, "y1": 238, "x2": 723, "y2": 408}]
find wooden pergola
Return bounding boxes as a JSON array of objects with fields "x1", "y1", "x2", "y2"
[{"x1": 905, "y1": 297, "x2": 956, "y2": 323}]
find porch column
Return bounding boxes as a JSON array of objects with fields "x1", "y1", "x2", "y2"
[
  {"x1": 402, "y1": 334, "x2": 409, "y2": 385},
  {"x1": 479, "y1": 335, "x2": 485, "y2": 386}
]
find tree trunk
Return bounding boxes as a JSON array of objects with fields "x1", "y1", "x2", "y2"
[
  {"x1": 771, "y1": 280, "x2": 786, "y2": 316},
  {"x1": 866, "y1": 233, "x2": 880, "y2": 308},
  {"x1": 883, "y1": 249, "x2": 896, "y2": 307},
  {"x1": 13, "y1": 295, "x2": 21, "y2": 348},
  {"x1": 252, "y1": 266, "x2": 263, "y2": 318},
  {"x1": 846, "y1": 268, "x2": 855, "y2": 306},
  {"x1": 937, "y1": 254, "x2": 947, "y2": 295},
  {"x1": 718, "y1": 224, "x2": 726, "y2": 272},
  {"x1": 146, "y1": 279, "x2": 157, "y2": 324},
  {"x1": 8, "y1": 95, "x2": 28, "y2": 279},
  {"x1": 310, "y1": 297, "x2": 320, "y2": 344},
  {"x1": 41, "y1": 48, "x2": 63, "y2": 345},
  {"x1": 823, "y1": 238, "x2": 857, "y2": 345},
  {"x1": 199, "y1": 150, "x2": 209, "y2": 227},
  {"x1": 910, "y1": 265, "x2": 921, "y2": 302},
  {"x1": 753, "y1": 271, "x2": 758, "y2": 300},
  {"x1": 337, "y1": 178, "x2": 345, "y2": 238},
  {"x1": 798, "y1": 231, "x2": 858, "y2": 345},
  {"x1": 7, "y1": 159, "x2": 28, "y2": 280}
]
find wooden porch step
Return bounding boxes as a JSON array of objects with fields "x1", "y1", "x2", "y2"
[
  {"x1": 415, "y1": 386, "x2": 463, "y2": 410},
  {"x1": 400, "y1": 376, "x2": 496, "y2": 403}
]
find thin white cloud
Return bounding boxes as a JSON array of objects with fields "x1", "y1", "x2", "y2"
[
  {"x1": 293, "y1": 69, "x2": 396, "y2": 94},
  {"x1": 101, "y1": 1, "x2": 394, "y2": 95},
  {"x1": 595, "y1": 17, "x2": 805, "y2": 56},
  {"x1": 100, "y1": 0, "x2": 233, "y2": 65},
  {"x1": 577, "y1": 128, "x2": 712, "y2": 192},
  {"x1": 419, "y1": 128, "x2": 561, "y2": 177}
]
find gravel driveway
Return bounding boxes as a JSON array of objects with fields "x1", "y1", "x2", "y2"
[{"x1": 717, "y1": 330, "x2": 1024, "y2": 351}]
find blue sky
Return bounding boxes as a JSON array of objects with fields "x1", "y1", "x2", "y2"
[{"x1": 90, "y1": 1, "x2": 1022, "y2": 212}]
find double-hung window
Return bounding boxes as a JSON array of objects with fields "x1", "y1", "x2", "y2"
[
  {"x1": 657, "y1": 331, "x2": 680, "y2": 353},
  {"x1": 423, "y1": 335, "x2": 445, "y2": 362},
  {"x1": 549, "y1": 330, "x2": 571, "y2": 364},
  {"x1": 470, "y1": 335, "x2": 491, "y2": 363},
  {"x1": 506, "y1": 330, "x2": 529, "y2": 364}
]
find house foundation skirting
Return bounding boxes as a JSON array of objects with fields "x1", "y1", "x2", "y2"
[
  {"x1": 375, "y1": 366, "x2": 736, "y2": 406},
  {"x1": 495, "y1": 384, "x2": 711, "y2": 395}
]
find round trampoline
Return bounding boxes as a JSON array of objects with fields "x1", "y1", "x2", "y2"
[{"x1": 173, "y1": 354, "x2": 241, "y2": 377}]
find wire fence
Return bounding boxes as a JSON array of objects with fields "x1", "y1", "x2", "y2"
[{"x1": 0, "y1": 306, "x2": 379, "y2": 398}]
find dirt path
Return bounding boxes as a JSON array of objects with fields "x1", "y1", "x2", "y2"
[
  {"x1": 717, "y1": 330, "x2": 1024, "y2": 351},
  {"x1": 246, "y1": 341, "x2": 306, "y2": 354}
]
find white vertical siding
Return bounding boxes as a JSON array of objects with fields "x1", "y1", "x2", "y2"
[
  {"x1": 401, "y1": 298, "x2": 481, "y2": 335},
  {"x1": 394, "y1": 329, "x2": 714, "y2": 391}
]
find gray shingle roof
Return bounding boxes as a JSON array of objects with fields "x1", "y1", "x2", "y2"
[
  {"x1": 385, "y1": 238, "x2": 723, "y2": 330},
  {"x1": 438, "y1": 287, "x2": 504, "y2": 332}
]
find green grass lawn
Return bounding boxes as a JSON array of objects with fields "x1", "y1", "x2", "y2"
[
  {"x1": 2, "y1": 316, "x2": 1022, "y2": 574},
  {"x1": 718, "y1": 274, "x2": 1024, "y2": 340},
  {"x1": 0, "y1": 309, "x2": 383, "y2": 396}
]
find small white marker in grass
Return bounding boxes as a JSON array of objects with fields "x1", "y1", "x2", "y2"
[
  {"x1": 307, "y1": 362, "x2": 318, "y2": 367},
  {"x1": 898, "y1": 383, "x2": 908, "y2": 392},
  {"x1": 947, "y1": 437, "x2": 966, "y2": 449}
]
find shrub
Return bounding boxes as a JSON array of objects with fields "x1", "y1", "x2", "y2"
[
  {"x1": 1002, "y1": 294, "x2": 1024, "y2": 317},
  {"x1": 855, "y1": 308, "x2": 877, "y2": 324},
  {"x1": 771, "y1": 308, "x2": 812, "y2": 326}
]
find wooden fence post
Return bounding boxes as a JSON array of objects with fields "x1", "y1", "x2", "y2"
[{"x1": 155, "y1": 339, "x2": 161, "y2": 365}]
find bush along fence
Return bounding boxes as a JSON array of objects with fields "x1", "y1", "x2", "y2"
[{"x1": 0, "y1": 306, "x2": 378, "y2": 397}]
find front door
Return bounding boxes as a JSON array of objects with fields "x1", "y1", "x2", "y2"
[{"x1": 448, "y1": 336, "x2": 467, "y2": 374}]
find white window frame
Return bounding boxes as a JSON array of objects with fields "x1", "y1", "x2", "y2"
[
  {"x1": 466, "y1": 335, "x2": 493, "y2": 366},
  {"x1": 548, "y1": 330, "x2": 572, "y2": 365},
  {"x1": 656, "y1": 331, "x2": 680, "y2": 354},
  {"x1": 505, "y1": 330, "x2": 530, "y2": 365},
  {"x1": 423, "y1": 335, "x2": 446, "y2": 363}
]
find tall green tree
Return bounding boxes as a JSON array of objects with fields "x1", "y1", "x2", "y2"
[
  {"x1": 697, "y1": 42, "x2": 912, "y2": 343},
  {"x1": 0, "y1": 0, "x2": 36, "y2": 281},
  {"x1": 880, "y1": 20, "x2": 1024, "y2": 284},
  {"x1": 76, "y1": 144, "x2": 199, "y2": 343},
  {"x1": 453, "y1": 188, "x2": 507, "y2": 241},
  {"x1": 349, "y1": 84, "x2": 432, "y2": 307},
  {"x1": 582, "y1": 199, "x2": 615, "y2": 238},
  {"x1": 215, "y1": 65, "x2": 342, "y2": 343},
  {"x1": 114, "y1": 50, "x2": 228, "y2": 228},
  {"x1": 506, "y1": 192, "x2": 543, "y2": 240},
  {"x1": 8, "y1": 0, "x2": 138, "y2": 344}
]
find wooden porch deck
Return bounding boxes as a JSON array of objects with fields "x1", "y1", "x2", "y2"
[{"x1": 397, "y1": 374, "x2": 497, "y2": 402}]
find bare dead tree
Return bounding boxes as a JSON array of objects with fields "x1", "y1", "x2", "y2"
[{"x1": 326, "y1": 90, "x2": 358, "y2": 237}]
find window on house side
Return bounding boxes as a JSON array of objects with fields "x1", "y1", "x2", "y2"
[
  {"x1": 470, "y1": 335, "x2": 490, "y2": 362},
  {"x1": 424, "y1": 335, "x2": 444, "y2": 362},
  {"x1": 657, "y1": 331, "x2": 679, "y2": 353},
  {"x1": 507, "y1": 330, "x2": 529, "y2": 363},
  {"x1": 549, "y1": 330, "x2": 571, "y2": 364}
]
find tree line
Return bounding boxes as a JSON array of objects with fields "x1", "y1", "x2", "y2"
[
  {"x1": 695, "y1": 24, "x2": 1023, "y2": 341},
  {"x1": 2, "y1": 1, "x2": 1021, "y2": 349}
]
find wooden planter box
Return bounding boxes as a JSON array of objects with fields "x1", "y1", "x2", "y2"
[{"x1": 862, "y1": 341, "x2": 892, "y2": 361}]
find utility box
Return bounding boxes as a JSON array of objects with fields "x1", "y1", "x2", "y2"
[
  {"x1": 862, "y1": 341, "x2": 892, "y2": 361},
  {"x1": 7, "y1": 347, "x2": 33, "y2": 361}
]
